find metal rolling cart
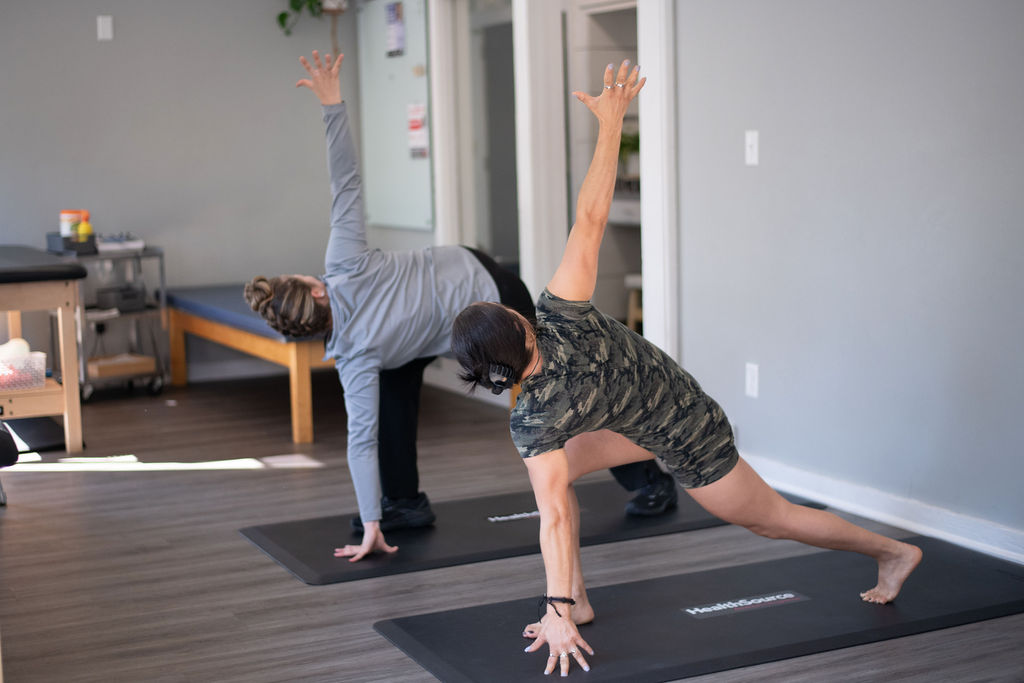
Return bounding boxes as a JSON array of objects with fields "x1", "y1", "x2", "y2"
[{"x1": 51, "y1": 246, "x2": 168, "y2": 400}]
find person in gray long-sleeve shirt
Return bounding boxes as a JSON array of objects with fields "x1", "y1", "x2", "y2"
[
  {"x1": 244, "y1": 51, "x2": 530, "y2": 561},
  {"x1": 245, "y1": 51, "x2": 672, "y2": 561}
]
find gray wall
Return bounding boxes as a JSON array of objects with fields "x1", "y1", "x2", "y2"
[
  {"x1": 0, "y1": 0, "x2": 430, "y2": 372},
  {"x1": 676, "y1": 0, "x2": 1024, "y2": 529}
]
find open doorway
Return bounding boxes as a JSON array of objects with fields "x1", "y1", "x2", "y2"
[
  {"x1": 468, "y1": 1, "x2": 519, "y2": 272},
  {"x1": 566, "y1": 5, "x2": 641, "y2": 326},
  {"x1": 441, "y1": 0, "x2": 678, "y2": 356}
]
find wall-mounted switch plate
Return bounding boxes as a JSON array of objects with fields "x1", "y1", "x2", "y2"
[
  {"x1": 745, "y1": 362, "x2": 759, "y2": 398},
  {"x1": 97, "y1": 15, "x2": 113, "y2": 41},
  {"x1": 745, "y1": 130, "x2": 759, "y2": 166}
]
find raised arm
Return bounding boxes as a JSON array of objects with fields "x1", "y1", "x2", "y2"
[
  {"x1": 297, "y1": 51, "x2": 368, "y2": 267},
  {"x1": 546, "y1": 60, "x2": 646, "y2": 302}
]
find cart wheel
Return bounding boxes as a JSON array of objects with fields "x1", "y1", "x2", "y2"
[
  {"x1": 81, "y1": 383, "x2": 95, "y2": 402},
  {"x1": 148, "y1": 376, "x2": 164, "y2": 395}
]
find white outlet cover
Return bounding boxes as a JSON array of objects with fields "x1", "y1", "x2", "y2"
[
  {"x1": 745, "y1": 362, "x2": 759, "y2": 398},
  {"x1": 745, "y1": 130, "x2": 759, "y2": 166},
  {"x1": 97, "y1": 15, "x2": 113, "y2": 41}
]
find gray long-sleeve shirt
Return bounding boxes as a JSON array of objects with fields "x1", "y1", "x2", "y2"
[{"x1": 318, "y1": 103, "x2": 499, "y2": 522}]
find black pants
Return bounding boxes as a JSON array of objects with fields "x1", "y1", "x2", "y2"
[
  {"x1": 609, "y1": 459, "x2": 667, "y2": 491},
  {"x1": 462, "y1": 247, "x2": 536, "y2": 325},
  {"x1": 377, "y1": 249, "x2": 532, "y2": 500},
  {"x1": 378, "y1": 355, "x2": 435, "y2": 500}
]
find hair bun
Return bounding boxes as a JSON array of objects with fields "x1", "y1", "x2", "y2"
[
  {"x1": 243, "y1": 276, "x2": 274, "y2": 314},
  {"x1": 243, "y1": 275, "x2": 331, "y2": 339}
]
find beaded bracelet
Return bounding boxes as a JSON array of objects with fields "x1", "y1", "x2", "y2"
[{"x1": 537, "y1": 595, "x2": 576, "y2": 619}]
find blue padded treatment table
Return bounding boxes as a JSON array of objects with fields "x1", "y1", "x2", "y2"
[
  {"x1": 166, "y1": 284, "x2": 334, "y2": 443},
  {"x1": 0, "y1": 245, "x2": 87, "y2": 454},
  {"x1": 374, "y1": 536, "x2": 1024, "y2": 682}
]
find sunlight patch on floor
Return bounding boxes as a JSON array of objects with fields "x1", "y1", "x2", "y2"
[{"x1": 5, "y1": 453, "x2": 323, "y2": 472}]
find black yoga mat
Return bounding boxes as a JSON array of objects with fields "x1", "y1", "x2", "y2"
[
  {"x1": 375, "y1": 536, "x2": 1024, "y2": 682},
  {"x1": 239, "y1": 479, "x2": 821, "y2": 585},
  {"x1": 5, "y1": 417, "x2": 66, "y2": 453}
]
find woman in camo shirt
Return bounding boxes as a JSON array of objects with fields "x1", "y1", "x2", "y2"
[{"x1": 452, "y1": 59, "x2": 922, "y2": 678}]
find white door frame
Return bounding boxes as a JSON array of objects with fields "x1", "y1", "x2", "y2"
[
  {"x1": 510, "y1": 0, "x2": 570, "y2": 299},
  {"x1": 429, "y1": 0, "x2": 680, "y2": 360},
  {"x1": 636, "y1": 0, "x2": 680, "y2": 361},
  {"x1": 428, "y1": 0, "x2": 464, "y2": 247}
]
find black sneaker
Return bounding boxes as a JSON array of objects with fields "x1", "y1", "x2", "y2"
[
  {"x1": 624, "y1": 471, "x2": 678, "y2": 517},
  {"x1": 351, "y1": 492, "x2": 437, "y2": 532}
]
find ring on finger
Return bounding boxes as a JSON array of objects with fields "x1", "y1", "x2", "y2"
[
  {"x1": 603, "y1": 85, "x2": 612, "y2": 90},
  {"x1": 615, "y1": 82, "x2": 625, "y2": 88},
  {"x1": 569, "y1": 648, "x2": 578, "y2": 654},
  {"x1": 548, "y1": 654, "x2": 558, "y2": 659},
  {"x1": 559, "y1": 652, "x2": 568, "y2": 659}
]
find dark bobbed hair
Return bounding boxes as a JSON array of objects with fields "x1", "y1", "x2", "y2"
[
  {"x1": 452, "y1": 302, "x2": 534, "y2": 393},
  {"x1": 243, "y1": 275, "x2": 331, "y2": 338}
]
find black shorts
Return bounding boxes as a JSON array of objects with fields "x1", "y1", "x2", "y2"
[{"x1": 463, "y1": 247, "x2": 536, "y2": 326}]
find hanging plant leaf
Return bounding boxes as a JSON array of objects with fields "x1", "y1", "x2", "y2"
[{"x1": 278, "y1": 0, "x2": 325, "y2": 35}]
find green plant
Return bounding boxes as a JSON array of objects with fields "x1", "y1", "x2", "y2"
[
  {"x1": 619, "y1": 132, "x2": 640, "y2": 163},
  {"x1": 278, "y1": 0, "x2": 323, "y2": 36}
]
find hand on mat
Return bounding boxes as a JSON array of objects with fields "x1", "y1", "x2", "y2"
[
  {"x1": 333, "y1": 521, "x2": 397, "y2": 562},
  {"x1": 572, "y1": 59, "x2": 646, "y2": 128},
  {"x1": 297, "y1": 50, "x2": 344, "y2": 106},
  {"x1": 524, "y1": 614, "x2": 593, "y2": 676}
]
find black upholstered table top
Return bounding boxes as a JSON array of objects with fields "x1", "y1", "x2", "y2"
[{"x1": 0, "y1": 245, "x2": 87, "y2": 284}]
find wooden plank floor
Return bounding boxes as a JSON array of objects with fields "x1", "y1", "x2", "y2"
[{"x1": 1, "y1": 374, "x2": 1021, "y2": 682}]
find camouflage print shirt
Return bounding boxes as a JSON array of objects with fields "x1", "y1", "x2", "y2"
[{"x1": 510, "y1": 290, "x2": 738, "y2": 488}]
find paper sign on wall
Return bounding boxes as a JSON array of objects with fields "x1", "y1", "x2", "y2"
[
  {"x1": 386, "y1": 2, "x2": 405, "y2": 57},
  {"x1": 408, "y1": 103, "x2": 428, "y2": 158}
]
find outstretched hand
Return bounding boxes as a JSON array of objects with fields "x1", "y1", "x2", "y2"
[
  {"x1": 297, "y1": 50, "x2": 344, "y2": 106},
  {"x1": 334, "y1": 521, "x2": 398, "y2": 562},
  {"x1": 523, "y1": 613, "x2": 594, "y2": 677},
  {"x1": 572, "y1": 59, "x2": 646, "y2": 127}
]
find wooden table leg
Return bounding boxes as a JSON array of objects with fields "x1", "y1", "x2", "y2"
[
  {"x1": 289, "y1": 342, "x2": 314, "y2": 444},
  {"x1": 5, "y1": 311, "x2": 21, "y2": 339},
  {"x1": 509, "y1": 383, "x2": 521, "y2": 410},
  {"x1": 169, "y1": 309, "x2": 188, "y2": 387},
  {"x1": 56, "y1": 281, "x2": 83, "y2": 453}
]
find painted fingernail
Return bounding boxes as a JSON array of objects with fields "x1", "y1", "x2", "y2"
[
  {"x1": 524, "y1": 647, "x2": 531, "y2": 652},
  {"x1": 607, "y1": 64, "x2": 613, "y2": 70},
  {"x1": 583, "y1": 666, "x2": 591, "y2": 672},
  {"x1": 624, "y1": 59, "x2": 630, "y2": 66}
]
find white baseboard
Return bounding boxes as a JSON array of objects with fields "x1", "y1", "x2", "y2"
[{"x1": 742, "y1": 452, "x2": 1024, "y2": 565}]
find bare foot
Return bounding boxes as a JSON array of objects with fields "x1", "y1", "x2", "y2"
[
  {"x1": 522, "y1": 601, "x2": 595, "y2": 638},
  {"x1": 861, "y1": 541, "x2": 923, "y2": 604}
]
